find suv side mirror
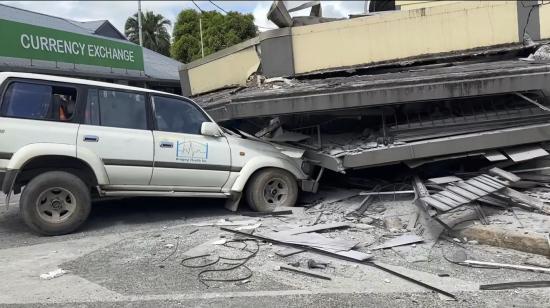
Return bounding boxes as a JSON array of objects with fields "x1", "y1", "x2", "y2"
[{"x1": 201, "y1": 122, "x2": 221, "y2": 137}]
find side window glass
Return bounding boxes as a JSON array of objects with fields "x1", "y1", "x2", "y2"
[
  {"x1": 153, "y1": 96, "x2": 208, "y2": 134},
  {"x1": 84, "y1": 89, "x2": 100, "y2": 125},
  {"x1": 2, "y1": 82, "x2": 77, "y2": 121},
  {"x1": 97, "y1": 90, "x2": 147, "y2": 130}
]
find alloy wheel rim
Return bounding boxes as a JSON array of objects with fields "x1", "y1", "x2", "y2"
[
  {"x1": 36, "y1": 187, "x2": 77, "y2": 223},
  {"x1": 262, "y1": 177, "x2": 289, "y2": 207}
]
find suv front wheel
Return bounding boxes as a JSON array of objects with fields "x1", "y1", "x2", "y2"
[
  {"x1": 245, "y1": 168, "x2": 298, "y2": 212},
  {"x1": 20, "y1": 171, "x2": 91, "y2": 235}
]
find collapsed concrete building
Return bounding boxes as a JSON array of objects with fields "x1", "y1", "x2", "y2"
[{"x1": 179, "y1": 0, "x2": 550, "y2": 181}]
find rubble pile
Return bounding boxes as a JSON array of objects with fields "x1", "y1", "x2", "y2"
[{"x1": 160, "y1": 146, "x2": 550, "y2": 301}]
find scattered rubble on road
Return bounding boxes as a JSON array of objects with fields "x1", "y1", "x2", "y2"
[{"x1": 159, "y1": 146, "x2": 550, "y2": 300}]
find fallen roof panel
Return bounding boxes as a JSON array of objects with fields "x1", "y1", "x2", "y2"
[{"x1": 196, "y1": 60, "x2": 550, "y2": 122}]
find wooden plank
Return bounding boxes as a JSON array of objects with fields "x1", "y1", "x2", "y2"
[
  {"x1": 431, "y1": 194, "x2": 463, "y2": 208},
  {"x1": 467, "y1": 178, "x2": 500, "y2": 193},
  {"x1": 428, "y1": 176, "x2": 462, "y2": 185},
  {"x1": 438, "y1": 190, "x2": 470, "y2": 204},
  {"x1": 446, "y1": 185, "x2": 478, "y2": 200},
  {"x1": 278, "y1": 222, "x2": 350, "y2": 235},
  {"x1": 475, "y1": 175, "x2": 506, "y2": 189},
  {"x1": 481, "y1": 174, "x2": 510, "y2": 186},
  {"x1": 489, "y1": 167, "x2": 521, "y2": 182},
  {"x1": 421, "y1": 196, "x2": 453, "y2": 211},
  {"x1": 479, "y1": 174, "x2": 510, "y2": 186},
  {"x1": 455, "y1": 182, "x2": 487, "y2": 196}
]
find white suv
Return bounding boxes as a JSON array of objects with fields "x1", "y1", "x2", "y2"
[{"x1": 0, "y1": 72, "x2": 315, "y2": 235}]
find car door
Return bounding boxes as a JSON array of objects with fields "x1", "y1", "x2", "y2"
[
  {"x1": 150, "y1": 95, "x2": 231, "y2": 190},
  {"x1": 77, "y1": 87, "x2": 153, "y2": 185}
]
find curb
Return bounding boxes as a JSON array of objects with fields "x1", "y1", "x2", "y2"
[{"x1": 455, "y1": 225, "x2": 550, "y2": 257}]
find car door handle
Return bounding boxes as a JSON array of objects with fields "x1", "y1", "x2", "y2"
[
  {"x1": 83, "y1": 135, "x2": 99, "y2": 142},
  {"x1": 160, "y1": 141, "x2": 174, "y2": 148}
]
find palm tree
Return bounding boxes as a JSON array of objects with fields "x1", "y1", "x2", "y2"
[{"x1": 125, "y1": 11, "x2": 171, "y2": 56}]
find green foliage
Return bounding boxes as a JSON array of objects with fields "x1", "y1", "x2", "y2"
[
  {"x1": 125, "y1": 11, "x2": 171, "y2": 56},
  {"x1": 171, "y1": 9, "x2": 257, "y2": 63}
]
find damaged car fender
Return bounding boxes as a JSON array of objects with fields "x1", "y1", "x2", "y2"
[
  {"x1": 230, "y1": 155, "x2": 307, "y2": 193},
  {"x1": 224, "y1": 134, "x2": 308, "y2": 193}
]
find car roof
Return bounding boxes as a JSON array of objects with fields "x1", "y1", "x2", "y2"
[{"x1": 0, "y1": 72, "x2": 182, "y2": 98}]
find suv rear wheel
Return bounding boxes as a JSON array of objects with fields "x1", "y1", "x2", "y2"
[
  {"x1": 20, "y1": 171, "x2": 91, "y2": 235},
  {"x1": 246, "y1": 168, "x2": 298, "y2": 212}
]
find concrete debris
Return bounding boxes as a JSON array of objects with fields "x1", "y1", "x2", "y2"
[
  {"x1": 211, "y1": 239, "x2": 227, "y2": 245},
  {"x1": 264, "y1": 77, "x2": 293, "y2": 85},
  {"x1": 40, "y1": 269, "x2": 68, "y2": 280},
  {"x1": 383, "y1": 217, "x2": 403, "y2": 231},
  {"x1": 307, "y1": 259, "x2": 329, "y2": 269},
  {"x1": 523, "y1": 44, "x2": 550, "y2": 62}
]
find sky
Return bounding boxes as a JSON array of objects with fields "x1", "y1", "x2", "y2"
[{"x1": 0, "y1": 1, "x2": 368, "y2": 34}]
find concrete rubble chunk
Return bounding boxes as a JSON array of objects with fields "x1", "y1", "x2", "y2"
[{"x1": 39, "y1": 269, "x2": 68, "y2": 280}]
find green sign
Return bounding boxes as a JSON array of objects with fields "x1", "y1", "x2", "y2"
[{"x1": 0, "y1": 19, "x2": 144, "y2": 71}]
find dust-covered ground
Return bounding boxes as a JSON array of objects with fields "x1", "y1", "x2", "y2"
[{"x1": 1, "y1": 189, "x2": 549, "y2": 307}]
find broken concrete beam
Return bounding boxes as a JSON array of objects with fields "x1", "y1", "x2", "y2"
[
  {"x1": 501, "y1": 188, "x2": 550, "y2": 214},
  {"x1": 454, "y1": 225, "x2": 550, "y2": 256}
]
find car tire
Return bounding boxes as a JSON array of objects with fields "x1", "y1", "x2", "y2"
[
  {"x1": 20, "y1": 171, "x2": 91, "y2": 236},
  {"x1": 245, "y1": 168, "x2": 298, "y2": 212}
]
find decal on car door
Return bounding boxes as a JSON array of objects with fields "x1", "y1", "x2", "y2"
[{"x1": 176, "y1": 139, "x2": 208, "y2": 163}]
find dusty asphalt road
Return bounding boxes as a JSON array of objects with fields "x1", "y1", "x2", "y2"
[{"x1": 1, "y1": 194, "x2": 549, "y2": 307}]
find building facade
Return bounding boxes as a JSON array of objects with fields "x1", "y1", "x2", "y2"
[{"x1": 0, "y1": 4, "x2": 183, "y2": 94}]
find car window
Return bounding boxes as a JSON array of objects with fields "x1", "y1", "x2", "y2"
[
  {"x1": 2, "y1": 81, "x2": 77, "y2": 121},
  {"x1": 84, "y1": 89, "x2": 100, "y2": 125},
  {"x1": 84, "y1": 88, "x2": 147, "y2": 130},
  {"x1": 153, "y1": 96, "x2": 209, "y2": 134}
]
